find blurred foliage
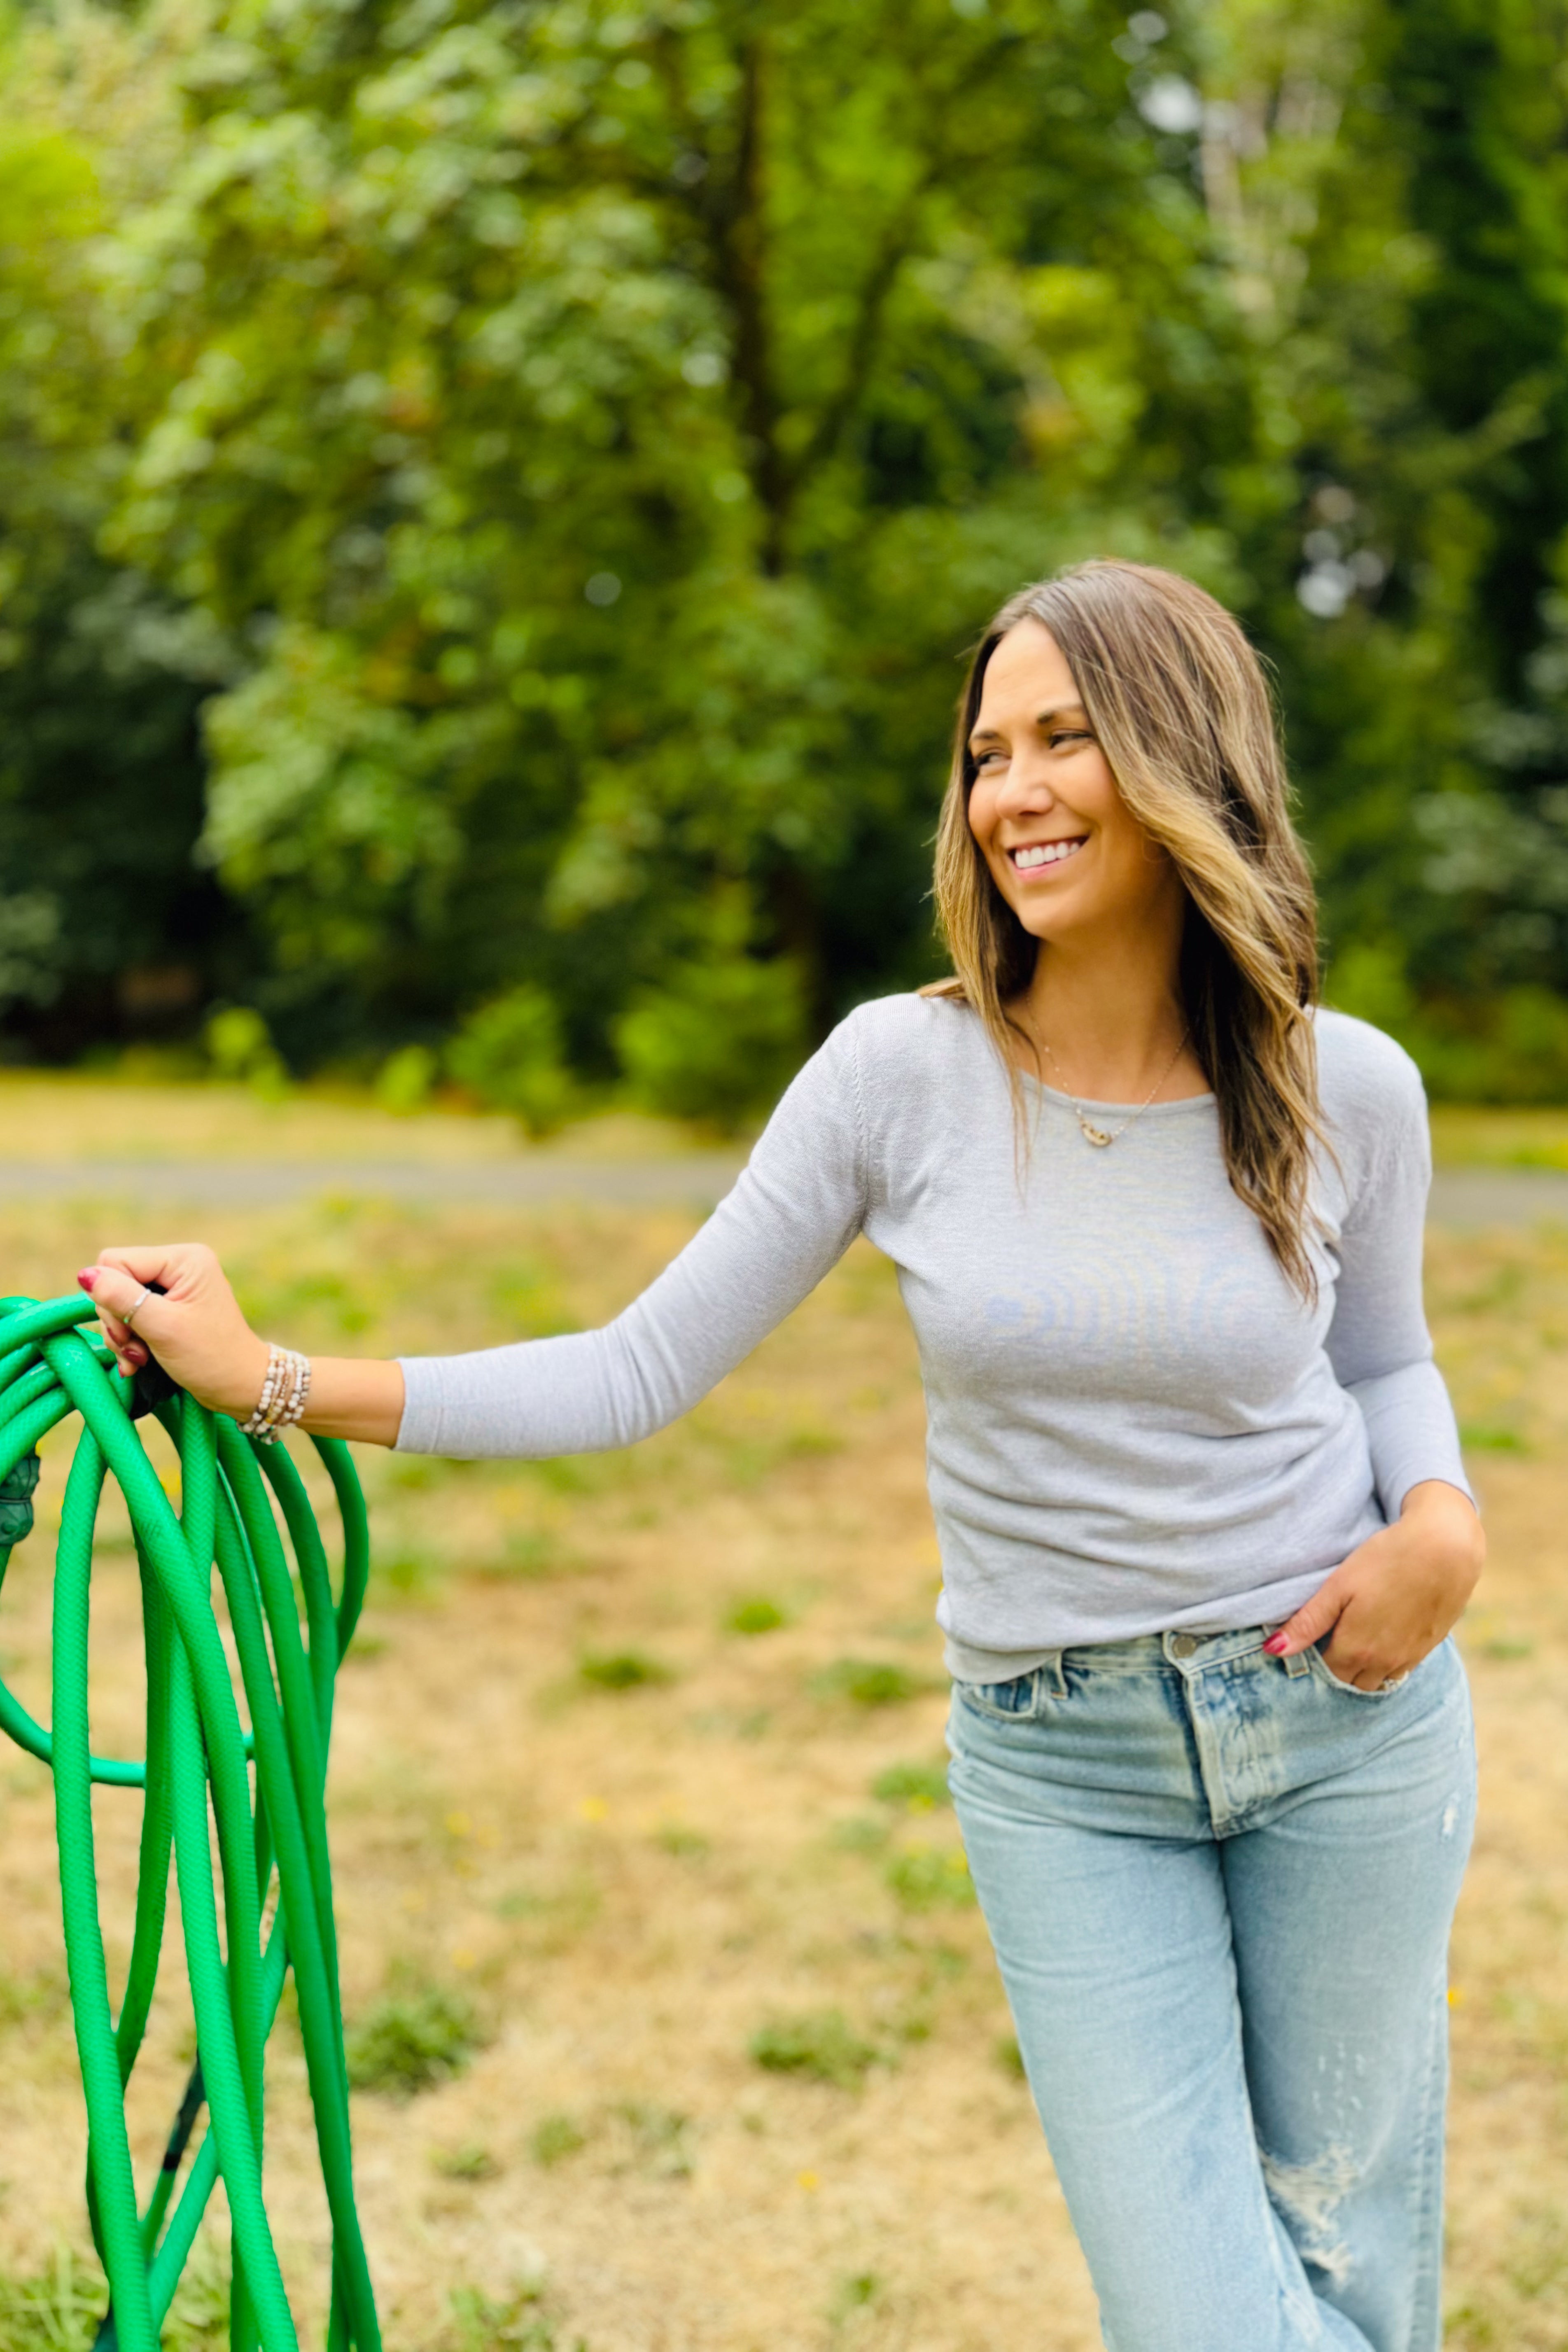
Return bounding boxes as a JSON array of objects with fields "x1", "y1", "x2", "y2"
[
  {"x1": 616, "y1": 940, "x2": 807, "y2": 1126},
  {"x1": 374, "y1": 1036, "x2": 439, "y2": 1111},
  {"x1": 203, "y1": 1002, "x2": 289, "y2": 1094},
  {"x1": 446, "y1": 982, "x2": 577, "y2": 1132},
  {"x1": 8, "y1": 0, "x2": 1568, "y2": 1096},
  {"x1": 0, "y1": 10, "x2": 245, "y2": 1055}
]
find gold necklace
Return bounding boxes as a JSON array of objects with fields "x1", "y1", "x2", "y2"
[{"x1": 1032, "y1": 1025, "x2": 1191, "y2": 1148}]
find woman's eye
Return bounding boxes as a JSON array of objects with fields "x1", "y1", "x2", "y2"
[{"x1": 1050, "y1": 729, "x2": 1090, "y2": 748}]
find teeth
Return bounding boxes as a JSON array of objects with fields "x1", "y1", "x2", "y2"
[{"x1": 1012, "y1": 839, "x2": 1085, "y2": 870}]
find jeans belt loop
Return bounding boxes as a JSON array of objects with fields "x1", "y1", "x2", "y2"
[
  {"x1": 1282, "y1": 1646, "x2": 1311, "y2": 1679},
  {"x1": 1039, "y1": 1650, "x2": 1068, "y2": 1701}
]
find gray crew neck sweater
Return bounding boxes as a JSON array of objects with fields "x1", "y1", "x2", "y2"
[{"x1": 396, "y1": 996, "x2": 1470, "y2": 1680}]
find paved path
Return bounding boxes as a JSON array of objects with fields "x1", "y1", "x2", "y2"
[
  {"x1": 1428, "y1": 1167, "x2": 1568, "y2": 1227},
  {"x1": 2, "y1": 1155, "x2": 1567, "y2": 1227}
]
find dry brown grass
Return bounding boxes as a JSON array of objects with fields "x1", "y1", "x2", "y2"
[
  {"x1": 0, "y1": 1172, "x2": 1564, "y2": 2348},
  {"x1": 0, "y1": 1069, "x2": 714, "y2": 1167}
]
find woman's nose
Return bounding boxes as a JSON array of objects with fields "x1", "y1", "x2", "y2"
[{"x1": 997, "y1": 756, "x2": 1056, "y2": 813}]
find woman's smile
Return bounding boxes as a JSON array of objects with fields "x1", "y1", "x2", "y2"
[{"x1": 1008, "y1": 834, "x2": 1089, "y2": 874}]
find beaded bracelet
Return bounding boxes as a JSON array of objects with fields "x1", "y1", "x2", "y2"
[{"x1": 240, "y1": 1344, "x2": 312, "y2": 1444}]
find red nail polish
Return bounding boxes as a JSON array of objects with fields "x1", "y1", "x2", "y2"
[
  {"x1": 1263, "y1": 1632, "x2": 1289, "y2": 1656},
  {"x1": 77, "y1": 1269, "x2": 97, "y2": 1293}
]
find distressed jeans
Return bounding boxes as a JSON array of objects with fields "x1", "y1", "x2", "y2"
[{"x1": 947, "y1": 1626, "x2": 1476, "y2": 2352}]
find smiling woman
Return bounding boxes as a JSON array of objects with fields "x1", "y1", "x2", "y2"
[
  {"x1": 963, "y1": 630, "x2": 1197, "y2": 1143},
  {"x1": 79, "y1": 558, "x2": 1482, "y2": 2352},
  {"x1": 931, "y1": 562, "x2": 1320, "y2": 1288}
]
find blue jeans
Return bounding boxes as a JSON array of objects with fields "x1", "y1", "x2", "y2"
[{"x1": 947, "y1": 1626, "x2": 1476, "y2": 2352}]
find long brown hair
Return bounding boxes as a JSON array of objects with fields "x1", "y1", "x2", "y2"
[{"x1": 927, "y1": 559, "x2": 1323, "y2": 1297}]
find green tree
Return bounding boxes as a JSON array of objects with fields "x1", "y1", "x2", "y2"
[
  {"x1": 17, "y1": 0, "x2": 1568, "y2": 1104},
  {"x1": 103, "y1": 0, "x2": 1252, "y2": 1074},
  {"x1": 0, "y1": 11, "x2": 249, "y2": 1058},
  {"x1": 1190, "y1": 0, "x2": 1568, "y2": 1092}
]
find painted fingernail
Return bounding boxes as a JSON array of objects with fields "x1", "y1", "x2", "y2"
[
  {"x1": 77, "y1": 1268, "x2": 98, "y2": 1293},
  {"x1": 1263, "y1": 1633, "x2": 1290, "y2": 1655}
]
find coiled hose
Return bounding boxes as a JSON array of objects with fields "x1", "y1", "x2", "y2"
[{"x1": 0, "y1": 1290, "x2": 380, "y2": 2352}]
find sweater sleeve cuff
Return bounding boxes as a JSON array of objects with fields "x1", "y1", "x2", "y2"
[{"x1": 392, "y1": 1358, "x2": 445, "y2": 1455}]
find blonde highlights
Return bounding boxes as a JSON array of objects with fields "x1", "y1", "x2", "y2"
[{"x1": 928, "y1": 559, "x2": 1323, "y2": 1297}]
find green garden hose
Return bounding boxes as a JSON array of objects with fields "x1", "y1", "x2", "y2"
[{"x1": 0, "y1": 1290, "x2": 380, "y2": 2352}]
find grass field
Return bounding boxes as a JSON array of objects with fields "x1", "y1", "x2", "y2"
[{"x1": 0, "y1": 1087, "x2": 1566, "y2": 2347}]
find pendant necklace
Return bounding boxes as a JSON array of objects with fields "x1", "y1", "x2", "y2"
[{"x1": 1033, "y1": 1025, "x2": 1191, "y2": 1149}]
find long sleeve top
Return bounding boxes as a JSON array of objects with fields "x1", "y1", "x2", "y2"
[{"x1": 396, "y1": 996, "x2": 1470, "y2": 1680}]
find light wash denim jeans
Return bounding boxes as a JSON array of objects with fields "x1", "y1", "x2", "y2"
[{"x1": 947, "y1": 1625, "x2": 1476, "y2": 2352}]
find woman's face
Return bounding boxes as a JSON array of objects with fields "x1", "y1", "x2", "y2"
[{"x1": 966, "y1": 618, "x2": 1183, "y2": 952}]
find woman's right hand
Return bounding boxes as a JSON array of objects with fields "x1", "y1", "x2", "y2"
[{"x1": 79, "y1": 1245, "x2": 271, "y2": 1421}]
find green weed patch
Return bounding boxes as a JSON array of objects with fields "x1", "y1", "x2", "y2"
[
  {"x1": 578, "y1": 1649, "x2": 674, "y2": 1690},
  {"x1": 345, "y1": 1977, "x2": 487, "y2": 2098},
  {"x1": 749, "y1": 2010, "x2": 882, "y2": 2089},
  {"x1": 885, "y1": 1845, "x2": 975, "y2": 1911},
  {"x1": 871, "y1": 1759, "x2": 950, "y2": 1808},
  {"x1": 812, "y1": 1658, "x2": 923, "y2": 1706}
]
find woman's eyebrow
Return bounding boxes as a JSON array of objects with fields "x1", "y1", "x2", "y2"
[{"x1": 968, "y1": 702, "x2": 1087, "y2": 749}]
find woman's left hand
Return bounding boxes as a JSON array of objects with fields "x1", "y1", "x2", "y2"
[{"x1": 1264, "y1": 1481, "x2": 1485, "y2": 1689}]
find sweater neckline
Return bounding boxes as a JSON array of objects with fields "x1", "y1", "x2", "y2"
[{"x1": 1019, "y1": 1069, "x2": 1218, "y2": 1118}]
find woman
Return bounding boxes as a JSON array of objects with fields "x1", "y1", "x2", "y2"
[{"x1": 82, "y1": 560, "x2": 1483, "y2": 2352}]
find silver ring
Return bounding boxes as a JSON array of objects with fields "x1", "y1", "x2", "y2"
[{"x1": 122, "y1": 1285, "x2": 152, "y2": 1330}]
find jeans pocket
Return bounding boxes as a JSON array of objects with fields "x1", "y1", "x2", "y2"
[
  {"x1": 956, "y1": 1671, "x2": 1045, "y2": 1722},
  {"x1": 1305, "y1": 1640, "x2": 1413, "y2": 1700}
]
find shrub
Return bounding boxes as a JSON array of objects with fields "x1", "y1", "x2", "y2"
[
  {"x1": 1405, "y1": 987, "x2": 1568, "y2": 1102},
  {"x1": 205, "y1": 1006, "x2": 288, "y2": 1098},
  {"x1": 375, "y1": 1042, "x2": 437, "y2": 1113},
  {"x1": 615, "y1": 953, "x2": 807, "y2": 1131},
  {"x1": 1327, "y1": 947, "x2": 1568, "y2": 1105},
  {"x1": 447, "y1": 986, "x2": 576, "y2": 1136},
  {"x1": 345, "y1": 1978, "x2": 485, "y2": 2098},
  {"x1": 748, "y1": 2009, "x2": 881, "y2": 2088}
]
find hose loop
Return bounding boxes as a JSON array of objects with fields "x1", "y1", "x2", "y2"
[{"x1": 0, "y1": 1292, "x2": 380, "y2": 2352}]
